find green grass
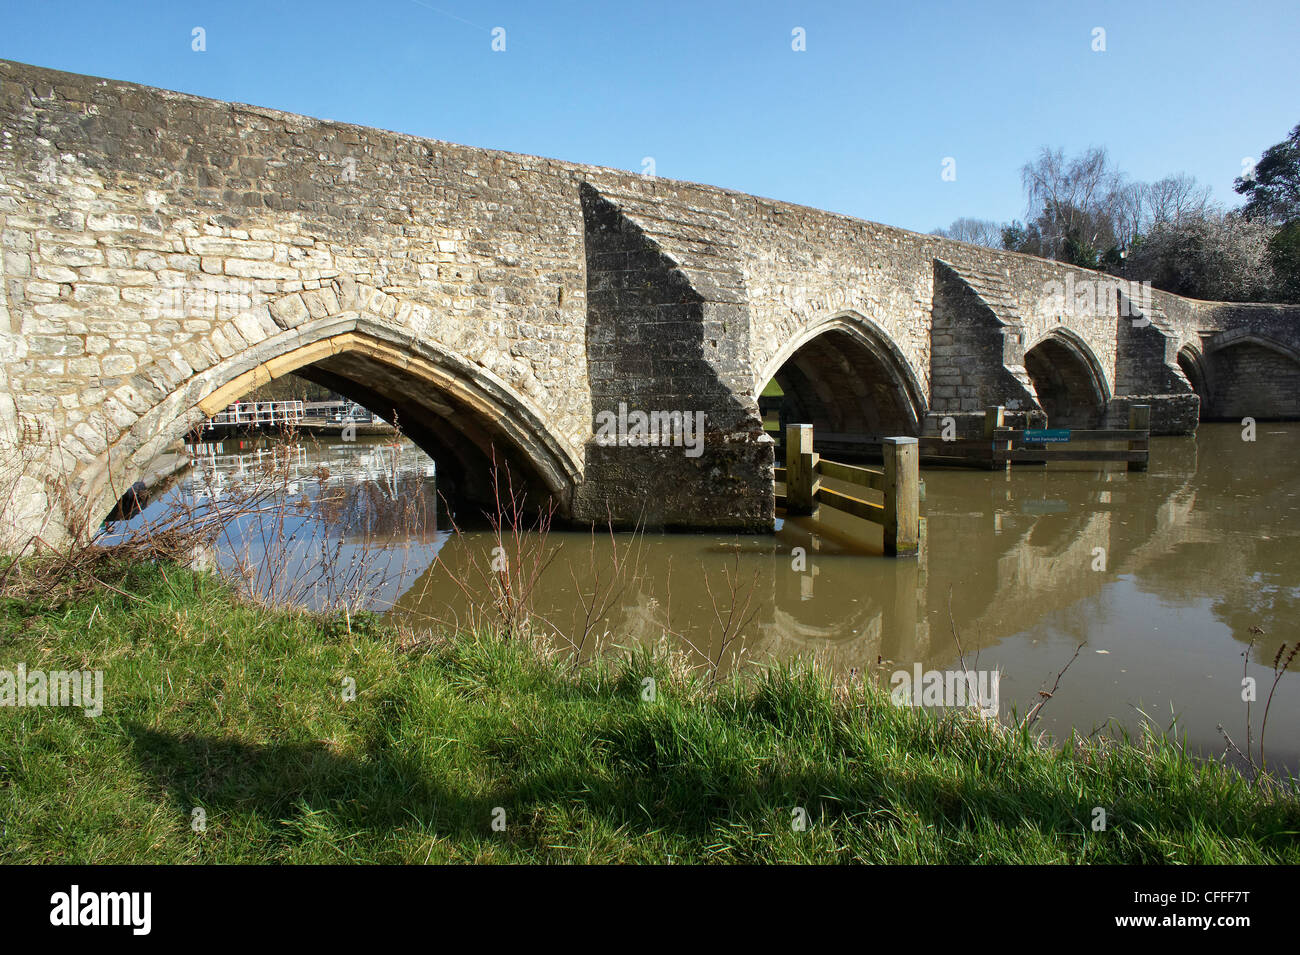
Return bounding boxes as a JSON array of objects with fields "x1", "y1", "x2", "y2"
[{"x1": 1, "y1": 561, "x2": 1297, "y2": 863}]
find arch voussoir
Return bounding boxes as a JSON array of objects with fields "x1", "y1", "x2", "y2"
[
  {"x1": 73, "y1": 299, "x2": 582, "y2": 535},
  {"x1": 757, "y1": 310, "x2": 929, "y2": 439}
]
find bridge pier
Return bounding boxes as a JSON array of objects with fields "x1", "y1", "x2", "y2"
[{"x1": 572, "y1": 426, "x2": 775, "y2": 532}]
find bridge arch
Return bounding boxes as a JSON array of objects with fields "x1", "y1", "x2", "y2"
[
  {"x1": 1204, "y1": 331, "x2": 1300, "y2": 366},
  {"x1": 755, "y1": 312, "x2": 928, "y2": 440},
  {"x1": 1201, "y1": 333, "x2": 1300, "y2": 420},
  {"x1": 80, "y1": 306, "x2": 581, "y2": 533},
  {"x1": 1023, "y1": 328, "x2": 1110, "y2": 428}
]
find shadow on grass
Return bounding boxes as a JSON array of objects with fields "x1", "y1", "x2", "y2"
[
  {"x1": 122, "y1": 706, "x2": 1300, "y2": 865},
  {"x1": 124, "y1": 722, "x2": 497, "y2": 842},
  {"x1": 122, "y1": 660, "x2": 1300, "y2": 862}
]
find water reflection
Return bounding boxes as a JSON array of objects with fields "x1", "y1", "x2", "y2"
[
  {"x1": 125, "y1": 436, "x2": 445, "y2": 610},
  {"x1": 134, "y1": 425, "x2": 1299, "y2": 771},
  {"x1": 396, "y1": 423, "x2": 1300, "y2": 771}
]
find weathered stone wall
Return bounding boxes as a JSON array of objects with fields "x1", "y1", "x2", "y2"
[
  {"x1": 0, "y1": 59, "x2": 608, "y2": 537},
  {"x1": 575, "y1": 183, "x2": 771, "y2": 529},
  {"x1": 1155, "y1": 297, "x2": 1300, "y2": 420},
  {"x1": 928, "y1": 261, "x2": 1035, "y2": 419},
  {"x1": 1, "y1": 58, "x2": 1297, "y2": 545},
  {"x1": 1207, "y1": 342, "x2": 1300, "y2": 419},
  {"x1": 740, "y1": 203, "x2": 935, "y2": 398}
]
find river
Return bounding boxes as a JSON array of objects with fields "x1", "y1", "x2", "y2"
[{"x1": 130, "y1": 423, "x2": 1299, "y2": 772}]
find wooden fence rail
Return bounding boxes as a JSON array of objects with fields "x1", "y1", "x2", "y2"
[
  {"x1": 775, "y1": 423, "x2": 920, "y2": 557},
  {"x1": 988, "y1": 403, "x2": 1150, "y2": 471},
  {"x1": 772, "y1": 405, "x2": 1151, "y2": 471}
]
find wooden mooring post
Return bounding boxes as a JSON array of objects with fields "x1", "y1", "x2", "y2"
[
  {"x1": 784, "y1": 423, "x2": 817, "y2": 515},
  {"x1": 882, "y1": 436, "x2": 920, "y2": 557},
  {"x1": 779, "y1": 423, "x2": 920, "y2": 557},
  {"x1": 983, "y1": 405, "x2": 1008, "y2": 470}
]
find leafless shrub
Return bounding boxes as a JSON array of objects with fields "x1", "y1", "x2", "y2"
[
  {"x1": 431, "y1": 453, "x2": 558, "y2": 641},
  {"x1": 0, "y1": 420, "x2": 260, "y2": 604},
  {"x1": 700, "y1": 549, "x2": 761, "y2": 683},
  {"x1": 1022, "y1": 643, "x2": 1085, "y2": 732},
  {"x1": 216, "y1": 438, "x2": 431, "y2": 617},
  {"x1": 546, "y1": 506, "x2": 649, "y2": 666}
]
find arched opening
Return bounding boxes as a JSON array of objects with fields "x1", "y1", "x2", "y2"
[
  {"x1": 1023, "y1": 331, "x2": 1108, "y2": 429},
  {"x1": 1204, "y1": 336, "x2": 1300, "y2": 420},
  {"x1": 89, "y1": 317, "x2": 579, "y2": 532},
  {"x1": 1177, "y1": 345, "x2": 1209, "y2": 419},
  {"x1": 756, "y1": 314, "x2": 927, "y2": 458}
]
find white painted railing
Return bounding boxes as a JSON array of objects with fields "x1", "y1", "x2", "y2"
[{"x1": 204, "y1": 400, "x2": 305, "y2": 429}]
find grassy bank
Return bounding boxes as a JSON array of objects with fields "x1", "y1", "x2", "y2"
[{"x1": 1, "y1": 561, "x2": 1297, "y2": 864}]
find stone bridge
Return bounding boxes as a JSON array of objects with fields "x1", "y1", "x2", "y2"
[{"x1": 1, "y1": 59, "x2": 1297, "y2": 544}]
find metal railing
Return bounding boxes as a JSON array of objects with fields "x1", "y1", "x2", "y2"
[{"x1": 204, "y1": 400, "x2": 304, "y2": 429}]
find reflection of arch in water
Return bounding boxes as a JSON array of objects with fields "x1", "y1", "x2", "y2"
[
  {"x1": 747, "y1": 510, "x2": 930, "y2": 668},
  {"x1": 749, "y1": 607, "x2": 884, "y2": 670},
  {"x1": 984, "y1": 511, "x2": 1113, "y2": 632},
  {"x1": 922, "y1": 502, "x2": 1114, "y2": 667},
  {"x1": 1023, "y1": 328, "x2": 1110, "y2": 429},
  {"x1": 1023, "y1": 508, "x2": 1102, "y2": 553}
]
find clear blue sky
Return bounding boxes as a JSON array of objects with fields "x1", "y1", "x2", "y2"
[{"x1": 2, "y1": 0, "x2": 1296, "y2": 233}]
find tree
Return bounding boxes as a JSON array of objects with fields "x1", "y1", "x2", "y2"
[
  {"x1": 1123, "y1": 213, "x2": 1275, "y2": 302},
  {"x1": 1061, "y1": 230, "x2": 1102, "y2": 269},
  {"x1": 960, "y1": 137, "x2": 1298, "y2": 301},
  {"x1": 1019, "y1": 146, "x2": 1126, "y2": 262},
  {"x1": 1235, "y1": 123, "x2": 1300, "y2": 226},
  {"x1": 1014, "y1": 149, "x2": 1218, "y2": 271},
  {"x1": 1143, "y1": 173, "x2": 1215, "y2": 226},
  {"x1": 1111, "y1": 180, "x2": 1148, "y2": 251},
  {"x1": 931, "y1": 217, "x2": 1005, "y2": 248},
  {"x1": 246, "y1": 373, "x2": 340, "y2": 403},
  {"x1": 1267, "y1": 220, "x2": 1300, "y2": 302},
  {"x1": 1000, "y1": 220, "x2": 1034, "y2": 254}
]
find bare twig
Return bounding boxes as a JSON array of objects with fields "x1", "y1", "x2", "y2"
[{"x1": 1022, "y1": 643, "x2": 1085, "y2": 731}]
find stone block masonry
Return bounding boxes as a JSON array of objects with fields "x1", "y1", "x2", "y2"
[{"x1": 1, "y1": 58, "x2": 1297, "y2": 546}]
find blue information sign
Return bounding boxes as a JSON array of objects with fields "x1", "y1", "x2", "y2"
[{"x1": 1023, "y1": 429, "x2": 1071, "y2": 443}]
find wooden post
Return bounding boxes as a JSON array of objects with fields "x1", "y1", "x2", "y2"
[
  {"x1": 882, "y1": 436, "x2": 919, "y2": 557},
  {"x1": 1128, "y1": 403, "x2": 1150, "y2": 472},
  {"x1": 785, "y1": 423, "x2": 817, "y2": 514},
  {"x1": 983, "y1": 405, "x2": 1006, "y2": 470}
]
